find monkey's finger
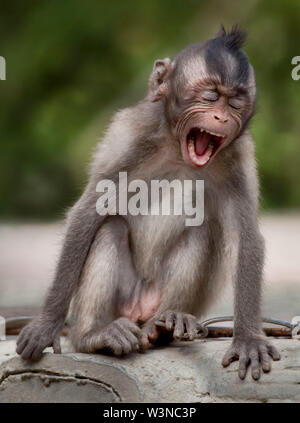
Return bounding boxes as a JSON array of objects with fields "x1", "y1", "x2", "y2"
[
  {"x1": 267, "y1": 344, "x2": 281, "y2": 361},
  {"x1": 157, "y1": 312, "x2": 167, "y2": 323},
  {"x1": 53, "y1": 337, "x2": 61, "y2": 354},
  {"x1": 16, "y1": 326, "x2": 31, "y2": 352},
  {"x1": 173, "y1": 314, "x2": 184, "y2": 339},
  {"x1": 258, "y1": 345, "x2": 271, "y2": 373},
  {"x1": 121, "y1": 327, "x2": 140, "y2": 349},
  {"x1": 117, "y1": 318, "x2": 140, "y2": 337},
  {"x1": 119, "y1": 337, "x2": 132, "y2": 355},
  {"x1": 260, "y1": 353, "x2": 271, "y2": 373},
  {"x1": 183, "y1": 315, "x2": 197, "y2": 340},
  {"x1": 112, "y1": 342, "x2": 123, "y2": 356},
  {"x1": 125, "y1": 319, "x2": 140, "y2": 331},
  {"x1": 16, "y1": 326, "x2": 28, "y2": 342},
  {"x1": 112, "y1": 325, "x2": 137, "y2": 355},
  {"x1": 139, "y1": 333, "x2": 150, "y2": 351},
  {"x1": 128, "y1": 324, "x2": 144, "y2": 339},
  {"x1": 114, "y1": 320, "x2": 140, "y2": 346},
  {"x1": 31, "y1": 345, "x2": 45, "y2": 361},
  {"x1": 238, "y1": 351, "x2": 249, "y2": 380},
  {"x1": 105, "y1": 338, "x2": 122, "y2": 356},
  {"x1": 165, "y1": 312, "x2": 175, "y2": 331},
  {"x1": 221, "y1": 348, "x2": 238, "y2": 367},
  {"x1": 21, "y1": 341, "x2": 37, "y2": 361},
  {"x1": 249, "y1": 349, "x2": 260, "y2": 380},
  {"x1": 146, "y1": 325, "x2": 159, "y2": 343},
  {"x1": 16, "y1": 333, "x2": 29, "y2": 355},
  {"x1": 92, "y1": 333, "x2": 105, "y2": 351},
  {"x1": 134, "y1": 326, "x2": 150, "y2": 350},
  {"x1": 16, "y1": 341, "x2": 28, "y2": 356}
]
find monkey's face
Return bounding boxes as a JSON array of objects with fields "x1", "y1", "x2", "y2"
[
  {"x1": 175, "y1": 81, "x2": 254, "y2": 168},
  {"x1": 162, "y1": 36, "x2": 256, "y2": 168}
]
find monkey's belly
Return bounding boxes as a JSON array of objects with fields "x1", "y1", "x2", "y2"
[{"x1": 118, "y1": 283, "x2": 161, "y2": 323}]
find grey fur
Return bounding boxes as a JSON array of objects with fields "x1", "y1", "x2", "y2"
[{"x1": 16, "y1": 27, "x2": 279, "y2": 380}]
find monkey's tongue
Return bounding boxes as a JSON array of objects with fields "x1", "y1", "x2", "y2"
[
  {"x1": 187, "y1": 130, "x2": 214, "y2": 166},
  {"x1": 195, "y1": 132, "x2": 211, "y2": 155}
]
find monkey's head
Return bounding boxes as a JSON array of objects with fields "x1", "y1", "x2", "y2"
[{"x1": 148, "y1": 25, "x2": 256, "y2": 168}]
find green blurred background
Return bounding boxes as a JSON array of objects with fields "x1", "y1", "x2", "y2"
[{"x1": 1, "y1": 0, "x2": 300, "y2": 220}]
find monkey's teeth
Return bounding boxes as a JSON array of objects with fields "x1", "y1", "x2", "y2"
[{"x1": 199, "y1": 128, "x2": 223, "y2": 137}]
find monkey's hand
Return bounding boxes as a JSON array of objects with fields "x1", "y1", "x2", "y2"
[
  {"x1": 16, "y1": 317, "x2": 62, "y2": 361},
  {"x1": 222, "y1": 336, "x2": 280, "y2": 380},
  {"x1": 155, "y1": 310, "x2": 197, "y2": 341}
]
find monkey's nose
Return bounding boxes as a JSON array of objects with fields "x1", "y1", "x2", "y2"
[{"x1": 214, "y1": 114, "x2": 228, "y2": 123}]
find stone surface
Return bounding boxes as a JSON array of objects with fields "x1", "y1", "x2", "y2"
[{"x1": 0, "y1": 337, "x2": 299, "y2": 403}]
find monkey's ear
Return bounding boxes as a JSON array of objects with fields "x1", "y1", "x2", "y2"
[
  {"x1": 148, "y1": 58, "x2": 173, "y2": 102},
  {"x1": 216, "y1": 24, "x2": 226, "y2": 38}
]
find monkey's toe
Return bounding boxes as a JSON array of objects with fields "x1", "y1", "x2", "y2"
[
  {"x1": 156, "y1": 310, "x2": 197, "y2": 341},
  {"x1": 97, "y1": 317, "x2": 148, "y2": 356}
]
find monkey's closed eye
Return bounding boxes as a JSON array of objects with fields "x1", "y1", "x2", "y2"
[
  {"x1": 201, "y1": 90, "x2": 219, "y2": 102},
  {"x1": 229, "y1": 103, "x2": 240, "y2": 110},
  {"x1": 228, "y1": 97, "x2": 244, "y2": 110}
]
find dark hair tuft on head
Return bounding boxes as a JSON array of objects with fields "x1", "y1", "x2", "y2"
[{"x1": 217, "y1": 24, "x2": 247, "y2": 50}]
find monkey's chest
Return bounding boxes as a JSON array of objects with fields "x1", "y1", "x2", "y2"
[{"x1": 126, "y1": 212, "x2": 187, "y2": 276}]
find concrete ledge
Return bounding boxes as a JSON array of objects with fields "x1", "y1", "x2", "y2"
[{"x1": 0, "y1": 338, "x2": 299, "y2": 402}]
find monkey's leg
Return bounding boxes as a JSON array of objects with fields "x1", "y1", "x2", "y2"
[
  {"x1": 69, "y1": 216, "x2": 149, "y2": 355},
  {"x1": 144, "y1": 228, "x2": 210, "y2": 343}
]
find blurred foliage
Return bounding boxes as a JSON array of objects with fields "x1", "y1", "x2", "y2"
[{"x1": 0, "y1": 0, "x2": 300, "y2": 219}]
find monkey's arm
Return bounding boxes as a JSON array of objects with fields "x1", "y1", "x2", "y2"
[
  {"x1": 16, "y1": 105, "x2": 160, "y2": 360},
  {"x1": 16, "y1": 180, "x2": 104, "y2": 360},
  {"x1": 222, "y1": 205, "x2": 280, "y2": 380}
]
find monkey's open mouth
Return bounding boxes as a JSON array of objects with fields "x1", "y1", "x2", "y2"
[{"x1": 186, "y1": 128, "x2": 226, "y2": 166}]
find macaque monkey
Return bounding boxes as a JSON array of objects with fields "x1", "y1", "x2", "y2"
[{"x1": 17, "y1": 25, "x2": 280, "y2": 380}]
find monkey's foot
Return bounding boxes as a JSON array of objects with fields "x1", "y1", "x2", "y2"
[
  {"x1": 222, "y1": 337, "x2": 281, "y2": 381},
  {"x1": 90, "y1": 317, "x2": 149, "y2": 356},
  {"x1": 155, "y1": 310, "x2": 197, "y2": 341}
]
